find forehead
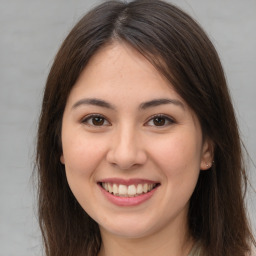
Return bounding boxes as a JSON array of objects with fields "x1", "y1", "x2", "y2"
[
  {"x1": 83, "y1": 43, "x2": 163, "y2": 84},
  {"x1": 66, "y1": 42, "x2": 184, "y2": 105}
]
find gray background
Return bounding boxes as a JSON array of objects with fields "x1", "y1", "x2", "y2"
[{"x1": 0, "y1": 0, "x2": 255, "y2": 255}]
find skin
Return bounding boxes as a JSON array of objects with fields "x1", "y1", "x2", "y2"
[{"x1": 61, "y1": 42, "x2": 213, "y2": 256}]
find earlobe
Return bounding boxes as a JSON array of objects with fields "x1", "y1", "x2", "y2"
[
  {"x1": 60, "y1": 155, "x2": 65, "y2": 164},
  {"x1": 200, "y1": 139, "x2": 214, "y2": 170}
]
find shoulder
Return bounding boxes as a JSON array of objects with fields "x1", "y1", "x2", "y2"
[
  {"x1": 251, "y1": 247, "x2": 256, "y2": 256},
  {"x1": 247, "y1": 246, "x2": 256, "y2": 256}
]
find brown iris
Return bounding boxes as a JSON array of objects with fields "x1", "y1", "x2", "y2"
[
  {"x1": 92, "y1": 117, "x2": 105, "y2": 126},
  {"x1": 153, "y1": 117, "x2": 166, "y2": 126}
]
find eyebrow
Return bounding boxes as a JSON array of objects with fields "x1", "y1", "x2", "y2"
[
  {"x1": 139, "y1": 98, "x2": 184, "y2": 110},
  {"x1": 72, "y1": 98, "x2": 184, "y2": 110},
  {"x1": 72, "y1": 98, "x2": 116, "y2": 110}
]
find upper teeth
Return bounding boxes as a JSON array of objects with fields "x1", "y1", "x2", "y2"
[{"x1": 101, "y1": 183, "x2": 156, "y2": 197}]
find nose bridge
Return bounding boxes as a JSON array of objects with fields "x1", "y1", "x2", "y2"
[
  {"x1": 107, "y1": 123, "x2": 146, "y2": 169},
  {"x1": 118, "y1": 124, "x2": 137, "y2": 155}
]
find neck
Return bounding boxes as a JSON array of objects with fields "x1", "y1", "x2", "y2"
[{"x1": 98, "y1": 215, "x2": 194, "y2": 256}]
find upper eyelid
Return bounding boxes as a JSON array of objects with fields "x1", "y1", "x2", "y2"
[
  {"x1": 145, "y1": 114, "x2": 175, "y2": 122},
  {"x1": 81, "y1": 113, "x2": 106, "y2": 119}
]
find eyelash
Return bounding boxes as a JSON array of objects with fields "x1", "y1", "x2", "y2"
[
  {"x1": 81, "y1": 114, "x2": 175, "y2": 127},
  {"x1": 81, "y1": 114, "x2": 110, "y2": 127},
  {"x1": 145, "y1": 114, "x2": 175, "y2": 127}
]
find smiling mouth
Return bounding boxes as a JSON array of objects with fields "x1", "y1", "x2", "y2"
[{"x1": 99, "y1": 182, "x2": 160, "y2": 197}]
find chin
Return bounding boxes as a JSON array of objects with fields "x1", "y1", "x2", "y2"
[{"x1": 98, "y1": 214, "x2": 160, "y2": 239}]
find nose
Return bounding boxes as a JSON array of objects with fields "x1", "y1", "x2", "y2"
[{"x1": 106, "y1": 126, "x2": 147, "y2": 170}]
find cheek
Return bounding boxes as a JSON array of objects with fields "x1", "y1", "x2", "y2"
[
  {"x1": 153, "y1": 137, "x2": 201, "y2": 168},
  {"x1": 149, "y1": 133, "x2": 202, "y2": 212},
  {"x1": 62, "y1": 134, "x2": 108, "y2": 213},
  {"x1": 147, "y1": 131, "x2": 202, "y2": 188},
  {"x1": 62, "y1": 132, "x2": 108, "y2": 177}
]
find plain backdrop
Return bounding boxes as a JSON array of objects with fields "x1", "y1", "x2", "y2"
[{"x1": 0, "y1": 0, "x2": 255, "y2": 255}]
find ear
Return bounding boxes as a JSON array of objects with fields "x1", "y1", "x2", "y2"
[
  {"x1": 200, "y1": 138, "x2": 214, "y2": 170},
  {"x1": 60, "y1": 155, "x2": 65, "y2": 164}
]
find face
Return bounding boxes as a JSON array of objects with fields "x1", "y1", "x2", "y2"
[{"x1": 61, "y1": 42, "x2": 212, "y2": 240}]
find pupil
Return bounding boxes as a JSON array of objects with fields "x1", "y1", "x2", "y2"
[
  {"x1": 92, "y1": 117, "x2": 104, "y2": 125},
  {"x1": 153, "y1": 117, "x2": 165, "y2": 126}
]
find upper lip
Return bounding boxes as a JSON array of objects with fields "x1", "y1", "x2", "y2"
[{"x1": 98, "y1": 178, "x2": 160, "y2": 186}]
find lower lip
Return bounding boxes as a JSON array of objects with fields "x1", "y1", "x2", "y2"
[{"x1": 99, "y1": 185, "x2": 158, "y2": 207}]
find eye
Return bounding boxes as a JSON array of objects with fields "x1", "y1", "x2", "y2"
[
  {"x1": 81, "y1": 114, "x2": 110, "y2": 127},
  {"x1": 146, "y1": 114, "x2": 175, "y2": 127}
]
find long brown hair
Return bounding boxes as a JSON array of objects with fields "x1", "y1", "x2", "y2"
[{"x1": 36, "y1": 1, "x2": 255, "y2": 255}]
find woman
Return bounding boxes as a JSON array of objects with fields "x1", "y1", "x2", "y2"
[{"x1": 36, "y1": 0, "x2": 255, "y2": 255}]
